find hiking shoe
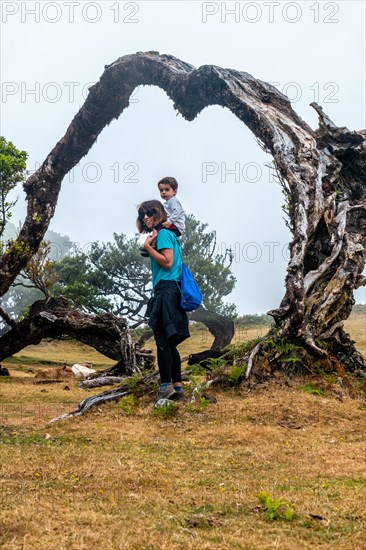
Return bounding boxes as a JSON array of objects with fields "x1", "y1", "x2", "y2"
[
  {"x1": 173, "y1": 389, "x2": 185, "y2": 401},
  {"x1": 156, "y1": 385, "x2": 176, "y2": 401}
]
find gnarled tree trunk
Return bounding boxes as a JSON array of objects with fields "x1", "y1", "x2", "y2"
[
  {"x1": 190, "y1": 308, "x2": 235, "y2": 350},
  {"x1": 0, "y1": 52, "x2": 364, "y2": 372},
  {"x1": 266, "y1": 105, "x2": 366, "y2": 372},
  {"x1": 0, "y1": 296, "x2": 154, "y2": 374}
]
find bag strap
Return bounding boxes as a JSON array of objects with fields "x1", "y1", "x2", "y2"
[{"x1": 175, "y1": 262, "x2": 184, "y2": 296}]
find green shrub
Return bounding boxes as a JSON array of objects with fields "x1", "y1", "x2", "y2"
[
  {"x1": 257, "y1": 491, "x2": 295, "y2": 521},
  {"x1": 228, "y1": 365, "x2": 246, "y2": 385},
  {"x1": 151, "y1": 401, "x2": 179, "y2": 419},
  {"x1": 189, "y1": 363, "x2": 208, "y2": 375},
  {"x1": 184, "y1": 396, "x2": 210, "y2": 414},
  {"x1": 223, "y1": 338, "x2": 262, "y2": 360},
  {"x1": 117, "y1": 395, "x2": 137, "y2": 416},
  {"x1": 126, "y1": 373, "x2": 142, "y2": 393},
  {"x1": 298, "y1": 383, "x2": 324, "y2": 396}
]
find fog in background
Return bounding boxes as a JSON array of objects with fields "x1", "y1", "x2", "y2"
[{"x1": 1, "y1": 1, "x2": 365, "y2": 313}]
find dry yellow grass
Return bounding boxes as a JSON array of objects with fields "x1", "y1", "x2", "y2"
[
  {"x1": 145, "y1": 322, "x2": 269, "y2": 360},
  {"x1": 345, "y1": 312, "x2": 366, "y2": 357},
  {"x1": 1, "y1": 313, "x2": 365, "y2": 549},
  {"x1": 10, "y1": 339, "x2": 115, "y2": 369}
]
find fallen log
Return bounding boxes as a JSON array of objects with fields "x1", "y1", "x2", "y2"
[
  {"x1": 78, "y1": 376, "x2": 127, "y2": 389},
  {"x1": 49, "y1": 371, "x2": 159, "y2": 423}
]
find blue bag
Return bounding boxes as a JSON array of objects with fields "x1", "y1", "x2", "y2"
[{"x1": 179, "y1": 263, "x2": 202, "y2": 311}]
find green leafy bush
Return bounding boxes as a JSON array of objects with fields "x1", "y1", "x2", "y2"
[
  {"x1": 117, "y1": 395, "x2": 137, "y2": 416},
  {"x1": 298, "y1": 384, "x2": 325, "y2": 396},
  {"x1": 228, "y1": 365, "x2": 246, "y2": 385},
  {"x1": 151, "y1": 402, "x2": 179, "y2": 419},
  {"x1": 257, "y1": 491, "x2": 295, "y2": 521}
]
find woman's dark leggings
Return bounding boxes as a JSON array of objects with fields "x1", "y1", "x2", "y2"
[{"x1": 157, "y1": 338, "x2": 181, "y2": 384}]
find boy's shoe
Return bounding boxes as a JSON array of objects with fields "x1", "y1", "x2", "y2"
[
  {"x1": 156, "y1": 385, "x2": 176, "y2": 401},
  {"x1": 140, "y1": 247, "x2": 149, "y2": 257}
]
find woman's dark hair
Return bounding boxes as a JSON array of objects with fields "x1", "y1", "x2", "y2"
[{"x1": 136, "y1": 200, "x2": 167, "y2": 233}]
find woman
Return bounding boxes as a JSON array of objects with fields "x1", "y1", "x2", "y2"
[{"x1": 137, "y1": 200, "x2": 190, "y2": 401}]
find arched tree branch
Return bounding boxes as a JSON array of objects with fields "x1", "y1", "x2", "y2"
[
  {"x1": 0, "y1": 51, "x2": 317, "y2": 295},
  {"x1": 0, "y1": 51, "x2": 364, "y2": 372}
]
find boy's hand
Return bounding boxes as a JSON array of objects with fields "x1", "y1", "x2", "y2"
[{"x1": 162, "y1": 221, "x2": 171, "y2": 228}]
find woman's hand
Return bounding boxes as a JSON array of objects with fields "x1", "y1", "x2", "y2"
[
  {"x1": 144, "y1": 229, "x2": 157, "y2": 251},
  {"x1": 144, "y1": 229, "x2": 173, "y2": 269}
]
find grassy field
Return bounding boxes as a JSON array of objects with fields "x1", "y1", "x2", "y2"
[{"x1": 0, "y1": 314, "x2": 365, "y2": 549}]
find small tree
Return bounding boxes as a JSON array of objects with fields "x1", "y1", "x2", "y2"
[
  {"x1": 0, "y1": 137, "x2": 27, "y2": 240},
  {"x1": 54, "y1": 235, "x2": 150, "y2": 323},
  {"x1": 181, "y1": 215, "x2": 237, "y2": 349},
  {"x1": 182, "y1": 215, "x2": 236, "y2": 316},
  {"x1": 54, "y1": 215, "x2": 237, "y2": 346},
  {"x1": 0, "y1": 243, "x2": 56, "y2": 331},
  {"x1": 1, "y1": 227, "x2": 73, "y2": 324}
]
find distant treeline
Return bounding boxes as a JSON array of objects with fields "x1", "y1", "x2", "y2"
[
  {"x1": 235, "y1": 314, "x2": 272, "y2": 327},
  {"x1": 236, "y1": 304, "x2": 365, "y2": 327},
  {"x1": 352, "y1": 304, "x2": 366, "y2": 314}
]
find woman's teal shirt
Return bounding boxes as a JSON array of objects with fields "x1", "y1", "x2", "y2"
[{"x1": 150, "y1": 229, "x2": 182, "y2": 288}]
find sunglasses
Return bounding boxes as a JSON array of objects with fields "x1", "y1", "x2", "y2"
[{"x1": 139, "y1": 209, "x2": 156, "y2": 219}]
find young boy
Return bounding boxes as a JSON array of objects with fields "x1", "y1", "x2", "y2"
[
  {"x1": 140, "y1": 176, "x2": 185, "y2": 256},
  {"x1": 158, "y1": 176, "x2": 185, "y2": 236}
]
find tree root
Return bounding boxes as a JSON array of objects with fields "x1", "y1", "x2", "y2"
[
  {"x1": 49, "y1": 371, "x2": 158, "y2": 423},
  {"x1": 240, "y1": 330, "x2": 365, "y2": 381}
]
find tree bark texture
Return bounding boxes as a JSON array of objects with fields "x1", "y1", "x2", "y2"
[
  {"x1": 0, "y1": 296, "x2": 152, "y2": 374},
  {"x1": 49, "y1": 371, "x2": 159, "y2": 423},
  {"x1": 0, "y1": 52, "x2": 365, "y2": 370}
]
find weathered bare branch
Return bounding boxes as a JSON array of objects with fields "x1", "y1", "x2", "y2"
[
  {"x1": 0, "y1": 306, "x2": 17, "y2": 331},
  {"x1": 0, "y1": 51, "x2": 315, "y2": 296}
]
